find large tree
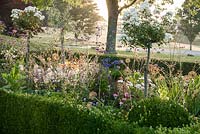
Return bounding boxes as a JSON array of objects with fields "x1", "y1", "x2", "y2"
[
  {"x1": 69, "y1": 0, "x2": 102, "y2": 40},
  {"x1": 105, "y1": 0, "x2": 173, "y2": 53},
  {"x1": 105, "y1": 0, "x2": 138, "y2": 53},
  {"x1": 178, "y1": 0, "x2": 200, "y2": 50}
]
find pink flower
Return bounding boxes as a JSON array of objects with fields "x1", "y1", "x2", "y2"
[
  {"x1": 113, "y1": 93, "x2": 118, "y2": 99},
  {"x1": 124, "y1": 92, "x2": 129, "y2": 98}
]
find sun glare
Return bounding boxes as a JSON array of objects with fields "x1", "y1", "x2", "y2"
[
  {"x1": 95, "y1": 0, "x2": 185, "y2": 21},
  {"x1": 96, "y1": 0, "x2": 108, "y2": 21}
]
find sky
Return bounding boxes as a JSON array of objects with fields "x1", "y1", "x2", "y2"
[{"x1": 96, "y1": 0, "x2": 185, "y2": 21}]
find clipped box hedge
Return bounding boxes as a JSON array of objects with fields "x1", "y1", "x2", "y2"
[
  {"x1": 96, "y1": 54, "x2": 200, "y2": 75},
  {"x1": 0, "y1": 90, "x2": 200, "y2": 134},
  {"x1": 0, "y1": 91, "x2": 107, "y2": 134},
  {"x1": 0, "y1": 90, "x2": 156, "y2": 134}
]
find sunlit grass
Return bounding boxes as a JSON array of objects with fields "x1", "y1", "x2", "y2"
[{"x1": 1, "y1": 33, "x2": 200, "y2": 63}]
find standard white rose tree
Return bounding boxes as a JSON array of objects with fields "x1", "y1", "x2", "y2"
[
  {"x1": 11, "y1": 6, "x2": 45, "y2": 70},
  {"x1": 121, "y1": 0, "x2": 174, "y2": 97}
]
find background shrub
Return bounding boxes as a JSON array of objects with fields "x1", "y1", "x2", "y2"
[{"x1": 128, "y1": 97, "x2": 191, "y2": 128}]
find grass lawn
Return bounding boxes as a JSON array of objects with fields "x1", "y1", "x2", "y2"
[{"x1": 1, "y1": 31, "x2": 200, "y2": 63}]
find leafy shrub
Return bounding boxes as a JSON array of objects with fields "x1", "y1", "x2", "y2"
[
  {"x1": 184, "y1": 75, "x2": 200, "y2": 116},
  {"x1": 128, "y1": 97, "x2": 190, "y2": 128},
  {"x1": 155, "y1": 123, "x2": 200, "y2": 134},
  {"x1": 1, "y1": 64, "x2": 26, "y2": 91},
  {"x1": 0, "y1": 21, "x2": 5, "y2": 33}
]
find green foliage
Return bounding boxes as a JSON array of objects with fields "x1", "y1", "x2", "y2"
[
  {"x1": 184, "y1": 75, "x2": 200, "y2": 116},
  {"x1": 0, "y1": 90, "x2": 107, "y2": 134},
  {"x1": 0, "y1": 35, "x2": 24, "y2": 86},
  {"x1": 182, "y1": 0, "x2": 200, "y2": 16},
  {"x1": 0, "y1": 21, "x2": 5, "y2": 34},
  {"x1": 155, "y1": 123, "x2": 200, "y2": 134},
  {"x1": 156, "y1": 74, "x2": 200, "y2": 116},
  {"x1": 0, "y1": 91, "x2": 200, "y2": 134},
  {"x1": 178, "y1": 0, "x2": 200, "y2": 49},
  {"x1": 0, "y1": 90, "x2": 153, "y2": 134},
  {"x1": 69, "y1": 0, "x2": 102, "y2": 39},
  {"x1": 47, "y1": 0, "x2": 71, "y2": 29},
  {"x1": 23, "y1": 0, "x2": 82, "y2": 9},
  {"x1": 1, "y1": 64, "x2": 26, "y2": 91},
  {"x1": 122, "y1": 22, "x2": 165, "y2": 48},
  {"x1": 128, "y1": 97, "x2": 190, "y2": 128},
  {"x1": 95, "y1": 54, "x2": 200, "y2": 75}
]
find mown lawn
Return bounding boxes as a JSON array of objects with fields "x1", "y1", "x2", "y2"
[{"x1": 1, "y1": 32, "x2": 200, "y2": 63}]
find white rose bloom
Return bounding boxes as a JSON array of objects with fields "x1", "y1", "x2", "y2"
[
  {"x1": 11, "y1": 9, "x2": 22, "y2": 14},
  {"x1": 164, "y1": 33, "x2": 173, "y2": 42},
  {"x1": 11, "y1": 14, "x2": 19, "y2": 19},
  {"x1": 134, "y1": 21, "x2": 140, "y2": 26},
  {"x1": 117, "y1": 80, "x2": 124, "y2": 83},
  {"x1": 40, "y1": 15, "x2": 45, "y2": 20},
  {"x1": 24, "y1": 6, "x2": 37, "y2": 12},
  {"x1": 129, "y1": 15, "x2": 139, "y2": 22},
  {"x1": 11, "y1": 9, "x2": 22, "y2": 19},
  {"x1": 123, "y1": 10, "x2": 130, "y2": 20},
  {"x1": 34, "y1": 12, "x2": 40, "y2": 17},
  {"x1": 139, "y1": 0, "x2": 151, "y2": 13},
  {"x1": 34, "y1": 12, "x2": 45, "y2": 20}
]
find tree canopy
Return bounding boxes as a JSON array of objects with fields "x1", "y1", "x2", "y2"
[
  {"x1": 178, "y1": 0, "x2": 200, "y2": 50},
  {"x1": 69, "y1": 0, "x2": 102, "y2": 39},
  {"x1": 23, "y1": 0, "x2": 82, "y2": 9}
]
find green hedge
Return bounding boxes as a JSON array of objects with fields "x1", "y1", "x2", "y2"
[
  {"x1": 128, "y1": 97, "x2": 190, "y2": 128},
  {"x1": 0, "y1": 90, "x2": 106, "y2": 134},
  {"x1": 0, "y1": 90, "x2": 200, "y2": 134},
  {"x1": 96, "y1": 54, "x2": 200, "y2": 75},
  {"x1": 0, "y1": 90, "x2": 155, "y2": 134}
]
